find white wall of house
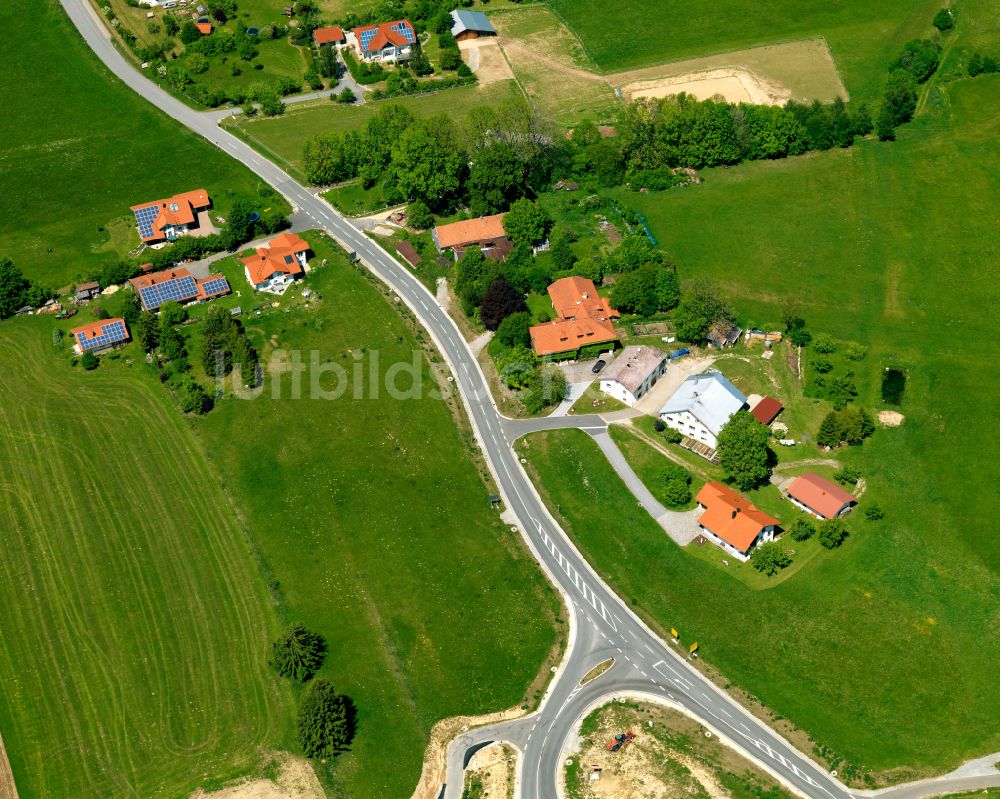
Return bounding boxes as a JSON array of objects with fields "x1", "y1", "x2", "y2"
[
  {"x1": 600, "y1": 379, "x2": 637, "y2": 406},
  {"x1": 697, "y1": 524, "x2": 775, "y2": 562},
  {"x1": 661, "y1": 409, "x2": 718, "y2": 448}
]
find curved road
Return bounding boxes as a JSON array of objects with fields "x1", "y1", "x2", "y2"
[{"x1": 58, "y1": 5, "x2": 1000, "y2": 799}]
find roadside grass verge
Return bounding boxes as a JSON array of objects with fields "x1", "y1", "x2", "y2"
[
  {"x1": 0, "y1": 322, "x2": 293, "y2": 798},
  {"x1": 0, "y1": 0, "x2": 287, "y2": 289},
  {"x1": 516, "y1": 427, "x2": 1000, "y2": 778},
  {"x1": 194, "y1": 233, "x2": 562, "y2": 797},
  {"x1": 607, "y1": 424, "x2": 695, "y2": 509}
]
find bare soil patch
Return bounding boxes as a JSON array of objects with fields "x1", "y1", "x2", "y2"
[
  {"x1": 189, "y1": 754, "x2": 322, "y2": 799},
  {"x1": 622, "y1": 68, "x2": 789, "y2": 105},
  {"x1": 879, "y1": 410, "x2": 905, "y2": 427},
  {"x1": 567, "y1": 702, "x2": 792, "y2": 799},
  {"x1": 459, "y1": 40, "x2": 515, "y2": 85},
  {"x1": 0, "y1": 732, "x2": 18, "y2": 799},
  {"x1": 463, "y1": 743, "x2": 516, "y2": 799}
]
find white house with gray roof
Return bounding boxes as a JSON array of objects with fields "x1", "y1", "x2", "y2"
[
  {"x1": 659, "y1": 371, "x2": 747, "y2": 450},
  {"x1": 450, "y1": 9, "x2": 497, "y2": 40},
  {"x1": 599, "y1": 345, "x2": 667, "y2": 407}
]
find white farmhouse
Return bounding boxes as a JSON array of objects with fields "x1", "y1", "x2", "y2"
[
  {"x1": 659, "y1": 371, "x2": 747, "y2": 450},
  {"x1": 599, "y1": 345, "x2": 667, "y2": 407}
]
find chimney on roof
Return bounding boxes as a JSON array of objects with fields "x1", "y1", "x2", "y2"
[{"x1": 731, "y1": 508, "x2": 740, "y2": 518}]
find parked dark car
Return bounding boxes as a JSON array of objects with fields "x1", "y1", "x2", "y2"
[{"x1": 592, "y1": 359, "x2": 607, "y2": 374}]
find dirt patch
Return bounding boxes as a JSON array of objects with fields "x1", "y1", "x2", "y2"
[
  {"x1": 568, "y1": 702, "x2": 792, "y2": 799},
  {"x1": 879, "y1": 410, "x2": 905, "y2": 427},
  {"x1": 459, "y1": 39, "x2": 515, "y2": 85},
  {"x1": 0, "y1": 732, "x2": 18, "y2": 799},
  {"x1": 611, "y1": 38, "x2": 848, "y2": 103},
  {"x1": 189, "y1": 753, "x2": 322, "y2": 799},
  {"x1": 463, "y1": 743, "x2": 516, "y2": 799},
  {"x1": 622, "y1": 68, "x2": 789, "y2": 105}
]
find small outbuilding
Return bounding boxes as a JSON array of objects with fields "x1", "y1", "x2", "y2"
[
  {"x1": 450, "y1": 9, "x2": 496, "y2": 40},
  {"x1": 707, "y1": 320, "x2": 742, "y2": 349},
  {"x1": 395, "y1": 240, "x2": 422, "y2": 268},
  {"x1": 313, "y1": 25, "x2": 346, "y2": 46},
  {"x1": 786, "y1": 473, "x2": 857, "y2": 520},
  {"x1": 75, "y1": 281, "x2": 101, "y2": 301},
  {"x1": 750, "y1": 395, "x2": 784, "y2": 426}
]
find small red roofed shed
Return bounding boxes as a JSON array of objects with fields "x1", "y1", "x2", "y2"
[{"x1": 750, "y1": 395, "x2": 783, "y2": 425}]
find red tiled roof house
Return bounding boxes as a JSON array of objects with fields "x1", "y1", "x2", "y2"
[
  {"x1": 529, "y1": 276, "x2": 619, "y2": 359},
  {"x1": 313, "y1": 25, "x2": 345, "y2": 46},
  {"x1": 241, "y1": 232, "x2": 310, "y2": 294},
  {"x1": 695, "y1": 482, "x2": 779, "y2": 562},
  {"x1": 351, "y1": 19, "x2": 415, "y2": 62},
  {"x1": 432, "y1": 214, "x2": 511, "y2": 261},
  {"x1": 786, "y1": 472, "x2": 857, "y2": 519},
  {"x1": 130, "y1": 189, "x2": 212, "y2": 245}
]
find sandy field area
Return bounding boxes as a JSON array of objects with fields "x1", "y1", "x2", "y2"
[
  {"x1": 622, "y1": 68, "x2": 789, "y2": 105},
  {"x1": 879, "y1": 410, "x2": 905, "y2": 427},
  {"x1": 460, "y1": 39, "x2": 515, "y2": 85},
  {"x1": 189, "y1": 754, "x2": 323, "y2": 799}
]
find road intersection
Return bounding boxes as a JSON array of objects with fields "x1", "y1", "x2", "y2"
[{"x1": 57, "y1": 4, "x2": 1000, "y2": 797}]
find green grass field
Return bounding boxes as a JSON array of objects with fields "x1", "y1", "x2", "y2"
[
  {"x1": 0, "y1": 322, "x2": 293, "y2": 798},
  {"x1": 514, "y1": 74, "x2": 1000, "y2": 777},
  {"x1": 224, "y1": 81, "x2": 520, "y2": 180},
  {"x1": 0, "y1": 0, "x2": 286, "y2": 290},
  {"x1": 546, "y1": 0, "x2": 940, "y2": 98},
  {"x1": 193, "y1": 233, "x2": 561, "y2": 797}
]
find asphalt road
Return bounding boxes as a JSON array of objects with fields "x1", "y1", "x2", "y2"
[{"x1": 57, "y1": 5, "x2": 1000, "y2": 798}]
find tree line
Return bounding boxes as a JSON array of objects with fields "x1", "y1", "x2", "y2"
[{"x1": 0, "y1": 258, "x2": 51, "y2": 320}]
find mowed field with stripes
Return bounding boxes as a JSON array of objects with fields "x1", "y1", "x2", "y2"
[{"x1": 0, "y1": 322, "x2": 293, "y2": 798}]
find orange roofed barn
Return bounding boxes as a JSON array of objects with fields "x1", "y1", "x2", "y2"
[
  {"x1": 432, "y1": 214, "x2": 510, "y2": 261},
  {"x1": 131, "y1": 189, "x2": 211, "y2": 244},
  {"x1": 695, "y1": 482, "x2": 779, "y2": 561},
  {"x1": 786, "y1": 472, "x2": 856, "y2": 519},
  {"x1": 529, "y1": 276, "x2": 619, "y2": 359},
  {"x1": 241, "y1": 232, "x2": 310, "y2": 294}
]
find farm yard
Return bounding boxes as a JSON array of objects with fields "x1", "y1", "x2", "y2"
[
  {"x1": 192, "y1": 234, "x2": 562, "y2": 798},
  {"x1": 0, "y1": 321, "x2": 294, "y2": 798}
]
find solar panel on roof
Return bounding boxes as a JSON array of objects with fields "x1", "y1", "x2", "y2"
[
  {"x1": 77, "y1": 321, "x2": 127, "y2": 351},
  {"x1": 139, "y1": 275, "x2": 199, "y2": 309},
  {"x1": 200, "y1": 277, "x2": 230, "y2": 296},
  {"x1": 133, "y1": 204, "x2": 160, "y2": 239}
]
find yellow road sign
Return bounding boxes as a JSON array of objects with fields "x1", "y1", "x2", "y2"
[
  {"x1": 670, "y1": 628, "x2": 679, "y2": 639},
  {"x1": 689, "y1": 642, "x2": 699, "y2": 654}
]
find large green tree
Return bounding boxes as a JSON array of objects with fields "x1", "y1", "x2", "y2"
[
  {"x1": 268, "y1": 622, "x2": 326, "y2": 682},
  {"x1": 750, "y1": 542, "x2": 791, "y2": 575},
  {"x1": 468, "y1": 142, "x2": 526, "y2": 215},
  {"x1": 503, "y1": 199, "x2": 550, "y2": 247},
  {"x1": 297, "y1": 679, "x2": 352, "y2": 758},
  {"x1": 391, "y1": 116, "x2": 464, "y2": 207},
  {"x1": 717, "y1": 410, "x2": 772, "y2": 490},
  {"x1": 671, "y1": 280, "x2": 734, "y2": 343},
  {"x1": 0, "y1": 258, "x2": 31, "y2": 319}
]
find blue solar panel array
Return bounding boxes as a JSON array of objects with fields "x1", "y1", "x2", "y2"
[
  {"x1": 139, "y1": 275, "x2": 199, "y2": 310},
  {"x1": 391, "y1": 21, "x2": 414, "y2": 42},
  {"x1": 133, "y1": 204, "x2": 160, "y2": 239},
  {"x1": 360, "y1": 21, "x2": 413, "y2": 51},
  {"x1": 77, "y1": 320, "x2": 128, "y2": 352},
  {"x1": 200, "y1": 277, "x2": 230, "y2": 296}
]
